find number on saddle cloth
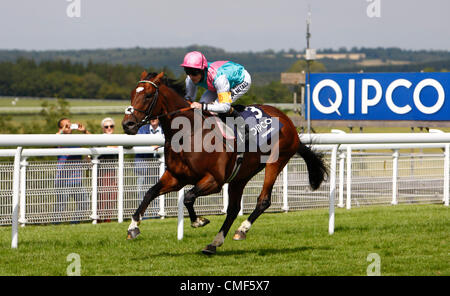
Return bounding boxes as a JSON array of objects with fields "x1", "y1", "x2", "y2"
[{"x1": 239, "y1": 106, "x2": 283, "y2": 148}]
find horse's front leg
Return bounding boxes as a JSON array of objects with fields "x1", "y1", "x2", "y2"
[{"x1": 127, "y1": 170, "x2": 183, "y2": 240}]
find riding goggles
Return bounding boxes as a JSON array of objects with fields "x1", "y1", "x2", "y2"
[{"x1": 184, "y1": 67, "x2": 203, "y2": 76}]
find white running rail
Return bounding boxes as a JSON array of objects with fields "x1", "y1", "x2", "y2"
[{"x1": 1, "y1": 132, "x2": 448, "y2": 249}]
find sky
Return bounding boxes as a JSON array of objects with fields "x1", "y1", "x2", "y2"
[{"x1": 0, "y1": 0, "x2": 449, "y2": 52}]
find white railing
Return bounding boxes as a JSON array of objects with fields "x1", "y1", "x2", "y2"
[
  {"x1": 1, "y1": 132, "x2": 449, "y2": 249},
  {"x1": 300, "y1": 129, "x2": 450, "y2": 235}
]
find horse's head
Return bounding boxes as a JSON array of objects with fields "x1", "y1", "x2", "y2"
[{"x1": 122, "y1": 71, "x2": 165, "y2": 135}]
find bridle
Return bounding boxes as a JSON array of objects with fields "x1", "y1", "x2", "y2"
[{"x1": 124, "y1": 80, "x2": 160, "y2": 127}]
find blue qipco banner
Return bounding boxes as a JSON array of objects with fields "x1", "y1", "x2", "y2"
[{"x1": 308, "y1": 72, "x2": 450, "y2": 120}]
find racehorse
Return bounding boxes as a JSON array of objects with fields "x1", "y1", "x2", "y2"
[{"x1": 122, "y1": 71, "x2": 328, "y2": 255}]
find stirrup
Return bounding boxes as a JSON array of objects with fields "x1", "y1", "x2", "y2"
[{"x1": 229, "y1": 107, "x2": 240, "y2": 119}]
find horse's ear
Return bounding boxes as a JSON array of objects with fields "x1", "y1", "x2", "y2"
[
  {"x1": 155, "y1": 72, "x2": 165, "y2": 84},
  {"x1": 140, "y1": 71, "x2": 148, "y2": 80}
]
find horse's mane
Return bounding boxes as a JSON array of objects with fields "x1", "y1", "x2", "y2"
[{"x1": 144, "y1": 72, "x2": 186, "y2": 98}]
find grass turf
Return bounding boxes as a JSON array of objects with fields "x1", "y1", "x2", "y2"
[{"x1": 0, "y1": 204, "x2": 448, "y2": 276}]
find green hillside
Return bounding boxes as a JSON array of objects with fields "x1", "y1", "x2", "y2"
[{"x1": 1, "y1": 46, "x2": 449, "y2": 84}]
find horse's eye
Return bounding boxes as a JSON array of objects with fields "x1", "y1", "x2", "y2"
[{"x1": 145, "y1": 92, "x2": 154, "y2": 99}]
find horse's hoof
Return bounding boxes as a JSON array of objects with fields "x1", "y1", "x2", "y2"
[
  {"x1": 191, "y1": 217, "x2": 210, "y2": 228},
  {"x1": 127, "y1": 227, "x2": 140, "y2": 240},
  {"x1": 202, "y1": 244, "x2": 216, "y2": 255},
  {"x1": 233, "y1": 230, "x2": 246, "y2": 241}
]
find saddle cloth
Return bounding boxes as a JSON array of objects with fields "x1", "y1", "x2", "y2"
[
  {"x1": 213, "y1": 105, "x2": 283, "y2": 149},
  {"x1": 240, "y1": 105, "x2": 283, "y2": 148}
]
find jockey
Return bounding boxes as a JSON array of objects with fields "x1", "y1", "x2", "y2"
[{"x1": 181, "y1": 51, "x2": 252, "y2": 118}]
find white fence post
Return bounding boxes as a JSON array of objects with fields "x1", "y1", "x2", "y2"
[
  {"x1": 428, "y1": 129, "x2": 448, "y2": 206},
  {"x1": 19, "y1": 157, "x2": 28, "y2": 226},
  {"x1": 158, "y1": 156, "x2": 166, "y2": 218},
  {"x1": 346, "y1": 146, "x2": 352, "y2": 210},
  {"x1": 331, "y1": 129, "x2": 346, "y2": 209},
  {"x1": 239, "y1": 196, "x2": 244, "y2": 216},
  {"x1": 117, "y1": 146, "x2": 124, "y2": 223},
  {"x1": 329, "y1": 145, "x2": 338, "y2": 235},
  {"x1": 222, "y1": 183, "x2": 229, "y2": 214},
  {"x1": 391, "y1": 149, "x2": 399, "y2": 205},
  {"x1": 11, "y1": 147, "x2": 22, "y2": 249},
  {"x1": 444, "y1": 144, "x2": 449, "y2": 207},
  {"x1": 282, "y1": 165, "x2": 289, "y2": 212},
  {"x1": 338, "y1": 151, "x2": 345, "y2": 208},
  {"x1": 90, "y1": 156, "x2": 99, "y2": 224},
  {"x1": 177, "y1": 189, "x2": 184, "y2": 240}
]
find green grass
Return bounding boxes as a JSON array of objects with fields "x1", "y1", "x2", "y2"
[{"x1": 0, "y1": 204, "x2": 448, "y2": 276}]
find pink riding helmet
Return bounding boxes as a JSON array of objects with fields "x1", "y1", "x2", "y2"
[{"x1": 180, "y1": 51, "x2": 208, "y2": 70}]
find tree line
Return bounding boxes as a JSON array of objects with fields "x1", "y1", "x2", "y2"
[
  {"x1": 0, "y1": 57, "x2": 300, "y2": 103},
  {"x1": 0, "y1": 57, "x2": 173, "y2": 100}
]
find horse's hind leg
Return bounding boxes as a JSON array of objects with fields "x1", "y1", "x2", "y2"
[
  {"x1": 184, "y1": 173, "x2": 221, "y2": 228},
  {"x1": 233, "y1": 160, "x2": 288, "y2": 241},
  {"x1": 127, "y1": 170, "x2": 183, "y2": 240},
  {"x1": 184, "y1": 187, "x2": 210, "y2": 228}
]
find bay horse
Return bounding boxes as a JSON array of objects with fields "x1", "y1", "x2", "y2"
[{"x1": 122, "y1": 71, "x2": 328, "y2": 255}]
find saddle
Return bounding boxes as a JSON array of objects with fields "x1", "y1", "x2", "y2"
[{"x1": 208, "y1": 105, "x2": 247, "y2": 141}]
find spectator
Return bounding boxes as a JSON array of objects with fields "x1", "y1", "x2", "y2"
[
  {"x1": 135, "y1": 118, "x2": 164, "y2": 217},
  {"x1": 97, "y1": 117, "x2": 118, "y2": 222},
  {"x1": 54, "y1": 118, "x2": 90, "y2": 222}
]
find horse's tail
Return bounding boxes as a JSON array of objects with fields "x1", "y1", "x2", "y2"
[{"x1": 297, "y1": 142, "x2": 328, "y2": 190}]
